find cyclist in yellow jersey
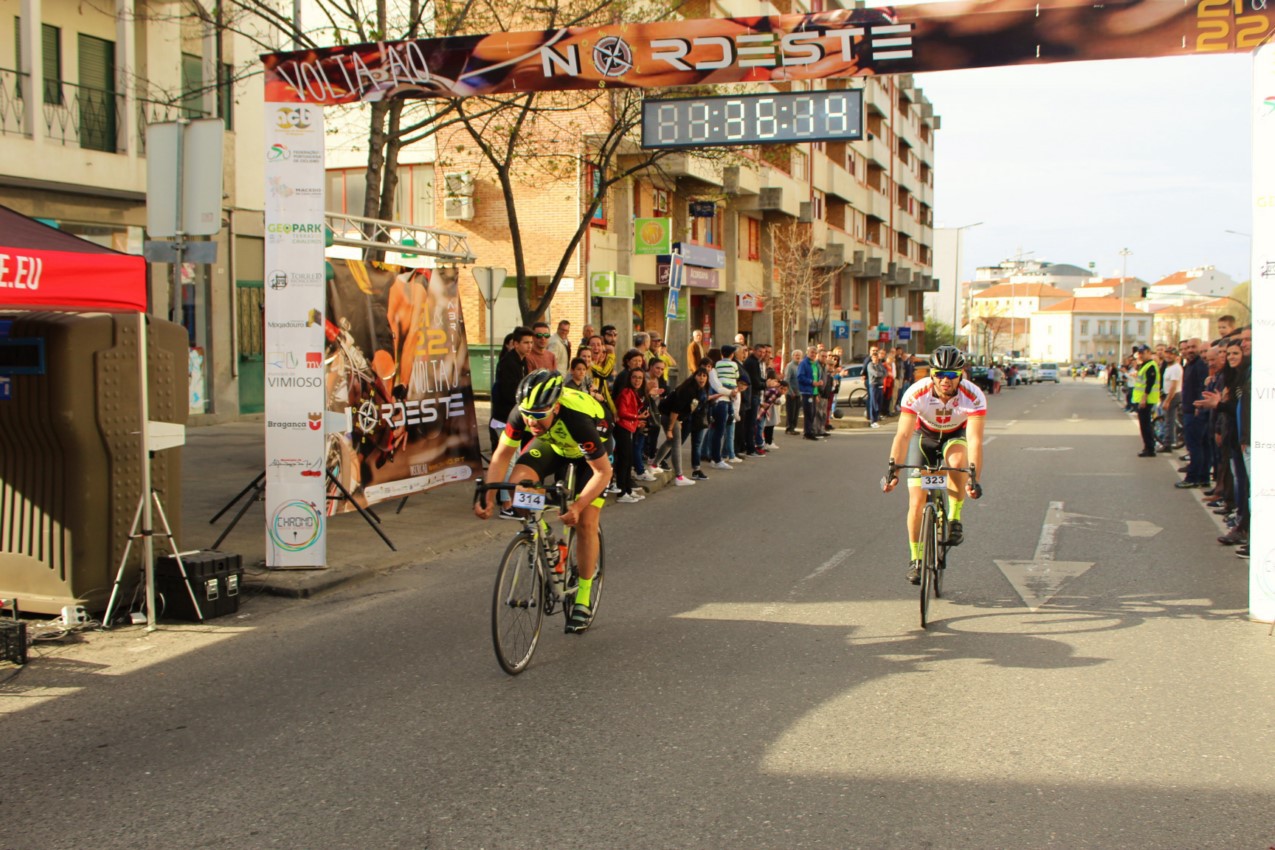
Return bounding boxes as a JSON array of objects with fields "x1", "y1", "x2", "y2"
[
  {"x1": 882, "y1": 346, "x2": 985, "y2": 585},
  {"x1": 474, "y1": 370, "x2": 612, "y2": 633}
]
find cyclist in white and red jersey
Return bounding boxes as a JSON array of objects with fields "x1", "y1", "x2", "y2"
[{"x1": 882, "y1": 346, "x2": 985, "y2": 585}]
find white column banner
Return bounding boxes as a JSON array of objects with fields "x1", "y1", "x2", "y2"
[
  {"x1": 264, "y1": 103, "x2": 328, "y2": 567},
  {"x1": 1250, "y1": 42, "x2": 1274, "y2": 623}
]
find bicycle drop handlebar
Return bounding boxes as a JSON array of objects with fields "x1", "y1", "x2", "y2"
[
  {"x1": 473, "y1": 478, "x2": 571, "y2": 511},
  {"x1": 885, "y1": 461, "x2": 982, "y2": 498}
]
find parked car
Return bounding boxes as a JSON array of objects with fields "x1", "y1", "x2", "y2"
[
  {"x1": 1036, "y1": 361, "x2": 1060, "y2": 383},
  {"x1": 835, "y1": 362, "x2": 867, "y2": 408}
]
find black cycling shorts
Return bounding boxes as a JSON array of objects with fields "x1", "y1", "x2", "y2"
[
  {"x1": 516, "y1": 439, "x2": 604, "y2": 508},
  {"x1": 905, "y1": 427, "x2": 967, "y2": 485}
]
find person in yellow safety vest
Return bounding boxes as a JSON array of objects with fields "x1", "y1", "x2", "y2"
[{"x1": 1133, "y1": 344, "x2": 1161, "y2": 457}]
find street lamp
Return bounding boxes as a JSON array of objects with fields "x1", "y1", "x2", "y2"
[
  {"x1": 949, "y1": 221, "x2": 982, "y2": 349},
  {"x1": 1118, "y1": 247, "x2": 1132, "y2": 361}
]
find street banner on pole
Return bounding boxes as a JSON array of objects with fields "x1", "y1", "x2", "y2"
[{"x1": 264, "y1": 103, "x2": 327, "y2": 567}]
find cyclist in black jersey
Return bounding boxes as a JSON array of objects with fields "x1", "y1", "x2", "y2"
[{"x1": 474, "y1": 370, "x2": 612, "y2": 633}]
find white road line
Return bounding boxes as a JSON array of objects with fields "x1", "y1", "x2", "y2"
[{"x1": 761, "y1": 548, "x2": 854, "y2": 619}]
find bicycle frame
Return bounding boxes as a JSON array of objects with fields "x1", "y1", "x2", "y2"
[{"x1": 475, "y1": 466, "x2": 579, "y2": 611}]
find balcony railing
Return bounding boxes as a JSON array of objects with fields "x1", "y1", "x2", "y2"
[
  {"x1": 0, "y1": 68, "x2": 29, "y2": 137},
  {"x1": 0, "y1": 68, "x2": 208, "y2": 154}
]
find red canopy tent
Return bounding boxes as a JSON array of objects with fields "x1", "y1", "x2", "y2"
[
  {"x1": 0, "y1": 204, "x2": 147, "y2": 312},
  {"x1": 0, "y1": 204, "x2": 189, "y2": 628}
]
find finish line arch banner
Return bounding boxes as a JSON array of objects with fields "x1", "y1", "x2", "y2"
[
  {"x1": 261, "y1": 0, "x2": 1269, "y2": 104},
  {"x1": 264, "y1": 0, "x2": 1275, "y2": 605}
]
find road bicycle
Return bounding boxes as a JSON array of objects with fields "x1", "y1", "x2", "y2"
[
  {"x1": 889, "y1": 461, "x2": 978, "y2": 629},
  {"x1": 474, "y1": 465, "x2": 606, "y2": 675}
]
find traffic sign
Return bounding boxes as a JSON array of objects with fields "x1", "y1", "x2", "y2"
[{"x1": 897, "y1": 327, "x2": 911, "y2": 341}]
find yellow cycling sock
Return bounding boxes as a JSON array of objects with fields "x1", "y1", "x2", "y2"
[
  {"x1": 910, "y1": 541, "x2": 923, "y2": 560},
  {"x1": 576, "y1": 577, "x2": 593, "y2": 607},
  {"x1": 950, "y1": 498, "x2": 964, "y2": 521}
]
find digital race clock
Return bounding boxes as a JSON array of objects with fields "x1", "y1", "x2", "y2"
[{"x1": 641, "y1": 90, "x2": 864, "y2": 150}]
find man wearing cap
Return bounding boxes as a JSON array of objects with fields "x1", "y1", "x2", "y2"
[{"x1": 1132, "y1": 344, "x2": 1161, "y2": 457}]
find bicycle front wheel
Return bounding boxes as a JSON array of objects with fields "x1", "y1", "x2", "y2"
[
  {"x1": 565, "y1": 526, "x2": 605, "y2": 622},
  {"x1": 933, "y1": 505, "x2": 946, "y2": 600},
  {"x1": 492, "y1": 534, "x2": 545, "y2": 675},
  {"x1": 920, "y1": 504, "x2": 937, "y2": 629}
]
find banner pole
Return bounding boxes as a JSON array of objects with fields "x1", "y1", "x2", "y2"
[{"x1": 137, "y1": 312, "x2": 157, "y2": 632}]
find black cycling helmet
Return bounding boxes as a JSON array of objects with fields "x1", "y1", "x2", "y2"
[
  {"x1": 516, "y1": 369, "x2": 565, "y2": 412},
  {"x1": 930, "y1": 345, "x2": 967, "y2": 372}
]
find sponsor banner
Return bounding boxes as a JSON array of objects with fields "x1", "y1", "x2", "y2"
[
  {"x1": 737, "y1": 292, "x2": 765, "y2": 311},
  {"x1": 1251, "y1": 41, "x2": 1275, "y2": 623},
  {"x1": 261, "y1": 1, "x2": 1262, "y2": 105},
  {"x1": 634, "y1": 217, "x2": 671, "y2": 255},
  {"x1": 658, "y1": 262, "x2": 720, "y2": 290},
  {"x1": 324, "y1": 260, "x2": 482, "y2": 515},
  {"x1": 265, "y1": 103, "x2": 327, "y2": 567}
]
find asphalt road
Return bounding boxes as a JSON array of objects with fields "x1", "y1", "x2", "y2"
[{"x1": 4, "y1": 381, "x2": 1274, "y2": 849}]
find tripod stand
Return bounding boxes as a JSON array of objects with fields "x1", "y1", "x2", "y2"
[
  {"x1": 210, "y1": 469, "x2": 396, "y2": 552},
  {"x1": 103, "y1": 483, "x2": 199, "y2": 630}
]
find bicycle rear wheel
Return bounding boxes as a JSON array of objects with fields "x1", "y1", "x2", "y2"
[
  {"x1": 492, "y1": 534, "x2": 545, "y2": 675},
  {"x1": 920, "y1": 504, "x2": 937, "y2": 629},
  {"x1": 564, "y1": 526, "x2": 605, "y2": 623}
]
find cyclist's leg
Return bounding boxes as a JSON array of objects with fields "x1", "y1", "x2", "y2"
[
  {"x1": 568, "y1": 457, "x2": 603, "y2": 582},
  {"x1": 904, "y1": 432, "x2": 932, "y2": 581},
  {"x1": 942, "y1": 433, "x2": 970, "y2": 544}
]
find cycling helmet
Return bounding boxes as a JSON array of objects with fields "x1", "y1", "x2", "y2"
[
  {"x1": 516, "y1": 370, "x2": 565, "y2": 412},
  {"x1": 930, "y1": 345, "x2": 967, "y2": 372}
]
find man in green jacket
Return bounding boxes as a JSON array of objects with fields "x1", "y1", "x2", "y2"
[{"x1": 1133, "y1": 344, "x2": 1161, "y2": 457}]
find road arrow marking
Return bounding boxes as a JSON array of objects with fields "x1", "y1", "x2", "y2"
[{"x1": 995, "y1": 501, "x2": 1095, "y2": 611}]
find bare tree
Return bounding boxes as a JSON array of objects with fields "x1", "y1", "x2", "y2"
[{"x1": 768, "y1": 220, "x2": 845, "y2": 361}]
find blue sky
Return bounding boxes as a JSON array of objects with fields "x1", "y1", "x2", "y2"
[{"x1": 916, "y1": 52, "x2": 1254, "y2": 285}]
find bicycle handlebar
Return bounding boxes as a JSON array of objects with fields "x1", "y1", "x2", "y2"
[
  {"x1": 473, "y1": 478, "x2": 571, "y2": 510},
  {"x1": 885, "y1": 461, "x2": 982, "y2": 497}
]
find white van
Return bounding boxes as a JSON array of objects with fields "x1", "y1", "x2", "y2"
[{"x1": 1036, "y1": 362, "x2": 1060, "y2": 383}]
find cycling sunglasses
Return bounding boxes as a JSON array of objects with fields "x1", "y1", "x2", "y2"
[
  {"x1": 933, "y1": 370, "x2": 961, "y2": 380},
  {"x1": 521, "y1": 407, "x2": 556, "y2": 420},
  {"x1": 534, "y1": 332, "x2": 551, "y2": 338}
]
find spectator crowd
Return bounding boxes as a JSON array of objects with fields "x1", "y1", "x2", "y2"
[
  {"x1": 487, "y1": 325, "x2": 866, "y2": 504},
  {"x1": 1119, "y1": 316, "x2": 1252, "y2": 558}
]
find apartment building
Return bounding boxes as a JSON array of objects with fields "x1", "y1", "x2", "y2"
[
  {"x1": 969, "y1": 282, "x2": 1069, "y2": 358},
  {"x1": 0, "y1": 0, "x2": 265, "y2": 418},
  {"x1": 1031, "y1": 296, "x2": 1147, "y2": 364},
  {"x1": 417, "y1": 2, "x2": 939, "y2": 371}
]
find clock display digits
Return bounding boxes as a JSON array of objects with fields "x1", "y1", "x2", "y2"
[{"x1": 725, "y1": 100, "x2": 746, "y2": 140}]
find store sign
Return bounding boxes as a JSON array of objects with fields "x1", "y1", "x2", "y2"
[
  {"x1": 689, "y1": 201, "x2": 717, "y2": 218},
  {"x1": 657, "y1": 262, "x2": 720, "y2": 290},
  {"x1": 736, "y1": 293, "x2": 765, "y2": 312},
  {"x1": 897, "y1": 326, "x2": 912, "y2": 340},
  {"x1": 671, "y1": 242, "x2": 725, "y2": 269},
  {"x1": 634, "y1": 217, "x2": 671, "y2": 255},
  {"x1": 589, "y1": 271, "x2": 635, "y2": 298}
]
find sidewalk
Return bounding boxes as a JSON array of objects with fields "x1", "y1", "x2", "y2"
[{"x1": 181, "y1": 400, "x2": 874, "y2": 599}]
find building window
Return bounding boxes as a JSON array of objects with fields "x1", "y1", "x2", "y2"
[
  {"x1": 182, "y1": 52, "x2": 204, "y2": 117},
  {"x1": 746, "y1": 216, "x2": 760, "y2": 261},
  {"x1": 1080, "y1": 320, "x2": 1089, "y2": 335},
  {"x1": 586, "y1": 163, "x2": 606, "y2": 227},
  {"x1": 1138, "y1": 320, "x2": 1146, "y2": 335},
  {"x1": 691, "y1": 204, "x2": 722, "y2": 247},
  {"x1": 811, "y1": 190, "x2": 824, "y2": 222},
  {"x1": 653, "y1": 188, "x2": 669, "y2": 218},
  {"x1": 14, "y1": 20, "x2": 62, "y2": 104},
  {"x1": 791, "y1": 148, "x2": 807, "y2": 181}
]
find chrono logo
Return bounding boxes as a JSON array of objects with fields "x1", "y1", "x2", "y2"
[{"x1": 269, "y1": 500, "x2": 323, "y2": 552}]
